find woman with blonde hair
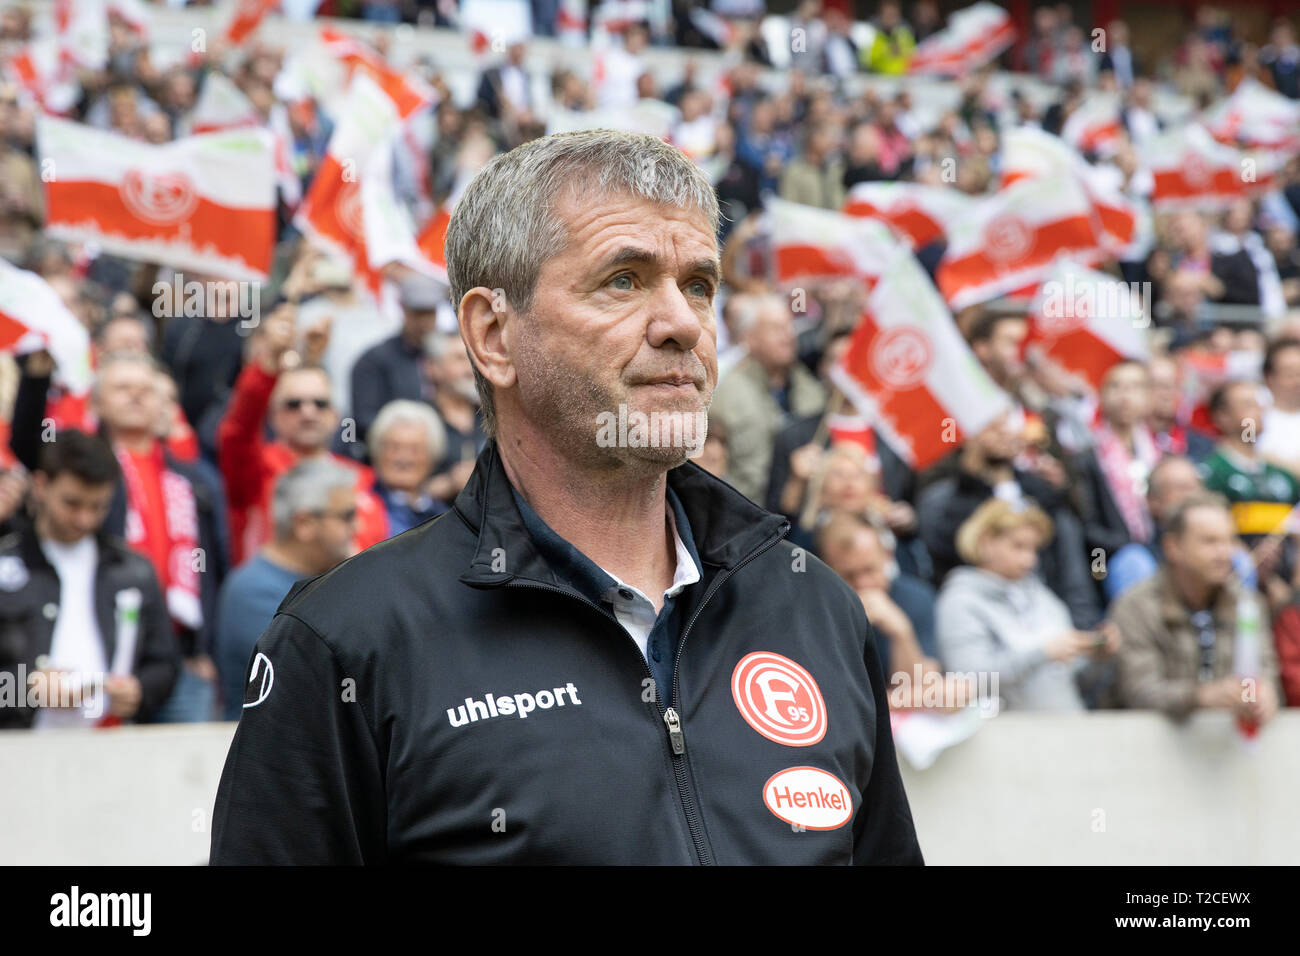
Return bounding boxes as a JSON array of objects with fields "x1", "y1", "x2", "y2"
[{"x1": 936, "y1": 498, "x2": 1120, "y2": 711}]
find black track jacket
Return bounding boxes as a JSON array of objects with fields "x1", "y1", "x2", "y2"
[{"x1": 210, "y1": 441, "x2": 923, "y2": 865}]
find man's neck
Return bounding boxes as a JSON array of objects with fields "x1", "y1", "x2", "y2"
[
  {"x1": 497, "y1": 429, "x2": 676, "y2": 610},
  {"x1": 111, "y1": 428, "x2": 156, "y2": 454},
  {"x1": 1171, "y1": 566, "x2": 1216, "y2": 611},
  {"x1": 1106, "y1": 419, "x2": 1134, "y2": 444},
  {"x1": 261, "y1": 540, "x2": 319, "y2": 577}
]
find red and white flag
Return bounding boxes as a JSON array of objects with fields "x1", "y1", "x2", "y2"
[
  {"x1": 765, "y1": 196, "x2": 901, "y2": 286},
  {"x1": 38, "y1": 117, "x2": 277, "y2": 280},
  {"x1": 0, "y1": 259, "x2": 93, "y2": 395},
  {"x1": 937, "y1": 173, "x2": 1102, "y2": 311},
  {"x1": 5, "y1": 40, "x2": 79, "y2": 114},
  {"x1": 416, "y1": 204, "x2": 452, "y2": 283},
  {"x1": 557, "y1": 0, "x2": 588, "y2": 45},
  {"x1": 832, "y1": 247, "x2": 1011, "y2": 470},
  {"x1": 362, "y1": 134, "x2": 445, "y2": 283},
  {"x1": 1061, "y1": 94, "x2": 1123, "y2": 157},
  {"x1": 843, "y1": 181, "x2": 975, "y2": 250},
  {"x1": 296, "y1": 73, "x2": 420, "y2": 296},
  {"x1": 1026, "y1": 260, "x2": 1150, "y2": 391},
  {"x1": 318, "y1": 26, "x2": 436, "y2": 120},
  {"x1": 1204, "y1": 79, "x2": 1300, "y2": 154},
  {"x1": 188, "y1": 72, "x2": 263, "y2": 134},
  {"x1": 907, "y1": 2, "x2": 1016, "y2": 77},
  {"x1": 460, "y1": 0, "x2": 533, "y2": 53},
  {"x1": 1146, "y1": 123, "x2": 1276, "y2": 210},
  {"x1": 221, "y1": 0, "x2": 278, "y2": 46},
  {"x1": 1001, "y1": 126, "x2": 1146, "y2": 259}
]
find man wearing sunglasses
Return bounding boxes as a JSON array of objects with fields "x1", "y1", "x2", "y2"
[{"x1": 217, "y1": 305, "x2": 388, "y2": 566}]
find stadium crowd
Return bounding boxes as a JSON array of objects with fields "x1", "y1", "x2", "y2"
[{"x1": 0, "y1": 0, "x2": 1298, "y2": 733}]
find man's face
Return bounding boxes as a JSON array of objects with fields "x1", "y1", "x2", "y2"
[
  {"x1": 1147, "y1": 358, "x2": 1181, "y2": 421},
  {"x1": 99, "y1": 318, "x2": 149, "y2": 355},
  {"x1": 34, "y1": 472, "x2": 114, "y2": 544},
  {"x1": 1148, "y1": 460, "x2": 1203, "y2": 524},
  {"x1": 1267, "y1": 345, "x2": 1300, "y2": 408},
  {"x1": 431, "y1": 340, "x2": 480, "y2": 405},
  {"x1": 271, "y1": 369, "x2": 338, "y2": 453},
  {"x1": 95, "y1": 360, "x2": 163, "y2": 434},
  {"x1": 300, "y1": 485, "x2": 358, "y2": 572},
  {"x1": 1100, "y1": 363, "x2": 1149, "y2": 429},
  {"x1": 403, "y1": 307, "x2": 439, "y2": 343},
  {"x1": 510, "y1": 191, "x2": 718, "y2": 470},
  {"x1": 375, "y1": 420, "x2": 435, "y2": 494},
  {"x1": 825, "y1": 526, "x2": 891, "y2": 593},
  {"x1": 975, "y1": 318, "x2": 1027, "y2": 387},
  {"x1": 973, "y1": 413, "x2": 1023, "y2": 465},
  {"x1": 1214, "y1": 383, "x2": 1263, "y2": 441},
  {"x1": 1165, "y1": 506, "x2": 1236, "y2": 587},
  {"x1": 747, "y1": 303, "x2": 797, "y2": 374}
]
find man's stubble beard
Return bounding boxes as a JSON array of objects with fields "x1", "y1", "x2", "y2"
[{"x1": 513, "y1": 324, "x2": 711, "y2": 474}]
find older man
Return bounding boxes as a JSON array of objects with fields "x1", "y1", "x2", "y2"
[{"x1": 212, "y1": 130, "x2": 921, "y2": 865}]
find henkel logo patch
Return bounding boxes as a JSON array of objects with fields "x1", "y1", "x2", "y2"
[
  {"x1": 732, "y1": 652, "x2": 827, "y2": 747},
  {"x1": 120, "y1": 169, "x2": 198, "y2": 226},
  {"x1": 763, "y1": 766, "x2": 853, "y2": 830}
]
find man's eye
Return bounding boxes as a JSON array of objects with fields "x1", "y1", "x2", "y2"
[
  {"x1": 610, "y1": 274, "x2": 634, "y2": 291},
  {"x1": 687, "y1": 280, "x2": 713, "y2": 298}
]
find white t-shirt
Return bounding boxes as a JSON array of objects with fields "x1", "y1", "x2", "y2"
[{"x1": 35, "y1": 536, "x2": 106, "y2": 730}]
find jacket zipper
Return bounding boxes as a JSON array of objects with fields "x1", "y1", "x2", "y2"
[{"x1": 504, "y1": 521, "x2": 789, "y2": 866}]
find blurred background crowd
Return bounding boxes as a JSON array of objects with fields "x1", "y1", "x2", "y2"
[{"x1": 0, "y1": 0, "x2": 1298, "y2": 734}]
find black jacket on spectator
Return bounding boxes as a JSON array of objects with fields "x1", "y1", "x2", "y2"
[
  {"x1": 916, "y1": 466, "x2": 1103, "y2": 629},
  {"x1": 160, "y1": 313, "x2": 245, "y2": 448},
  {"x1": 0, "y1": 523, "x2": 180, "y2": 728},
  {"x1": 210, "y1": 440, "x2": 922, "y2": 864},
  {"x1": 1069, "y1": 447, "x2": 1136, "y2": 560},
  {"x1": 350, "y1": 333, "x2": 426, "y2": 446}
]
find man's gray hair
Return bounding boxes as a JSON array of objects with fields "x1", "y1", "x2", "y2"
[
  {"x1": 444, "y1": 129, "x2": 721, "y2": 438},
  {"x1": 369, "y1": 399, "x2": 447, "y2": 465},
  {"x1": 271, "y1": 458, "x2": 356, "y2": 541}
]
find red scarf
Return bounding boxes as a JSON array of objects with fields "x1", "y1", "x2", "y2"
[
  {"x1": 1093, "y1": 421, "x2": 1157, "y2": 544},
  {"x1": 116, "y1": 443, "x2": 202, "y2": 632}
]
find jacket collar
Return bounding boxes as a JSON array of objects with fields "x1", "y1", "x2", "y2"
[
  {"x1": 455, "y1": 439, "x2": 789, "y2": 588},
  {"x1": 18, "y1": 521, "x2": 127, "y2": 573}
]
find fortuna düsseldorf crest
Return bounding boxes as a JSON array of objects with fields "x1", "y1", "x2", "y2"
[
  {"x1": 731, "y1": 652, "x2": 828, "y2": 747},
  {"x1": 119, "y1": 169, "x2": 199, "y2": 226},
  {"x1": 869, "y1": 326, "x2": 933, "y2": 390}
]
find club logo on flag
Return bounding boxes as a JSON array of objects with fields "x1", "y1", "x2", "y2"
[
  {"x1": 119, "y1": 169, "x2": 198, "y2": 226},
  {"x1": 1183, "y1": 154, "x2": 1213, "y2": 189},
  {"x1": 334, "y1": 181, "x2": 365, "y2": 240},
  {"x1": 983, "y1": 213, "x2": 1033, "y2": 263},
  {"x1": 870, "y1": 326, "x2": 933, "y2": 390}
]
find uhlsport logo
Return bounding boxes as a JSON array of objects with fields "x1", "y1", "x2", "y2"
[
  {"x1": 869, "y1": 326, "x2": 932, "y2": 390},
  {"x1": 120, "y1": 168, "x2": 198, "y2": 226},
  {"x1": 731, "y1": 651, "x2": 827, "y2": 747},
  {"x1": 763, "y1": 766, "x2": 853, "y2": 830}
]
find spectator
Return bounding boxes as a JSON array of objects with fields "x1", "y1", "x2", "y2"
[
  {"x1": 1098, "y1": 20, "x2": 1139, "y2": 90},
  {"x1": 1147, "y1": 355, "x2": 1215, "y2": 460},
  {"x1": 817, "y1": 508, "x2": 939, "y2": 674},
  {"x1": 694, "y1": 415, "x2": 728, "y2": 481},
  {"x1": 862, "y1": 1, "x2": 915, "y2": 76},
  {"x1": 710, "y1": 294, "x2": 827, "y2": 502},
  {"x1": 1258, "y1": 337, "x2": 1300, "y2": 474},
  {"x1": 0, "y1": 430, "x2": 179, "y2": 729},
  {"x1": 475, "y1": 41, "x2": 536, "y2": 132},
  {"x1": 779, "y1": 123, "x2": 846, "y2": 210},
  {"x1": 596, "y1": 21, "x2": 649, "y2": 110},
  {"x1": 1200, "y1": 379, "x2": 1300, "y2": 542},
  {"x1": 350, "y1": 273, "x2": 441, "y2": 447},
  {"x1": 1112, "y1": 493, "x2": 1281, "y2": 724},
  {"x1": 214, "y1": 458, "x2": 358, "y2": 720},
  {"x1": 369, "y1": 399, "x2": 448, "y2": 535},
  {"x1": 935, "y1": 498, "x2": 1120, "y2": 711},
  {"x1": 424, "y1": 332, "x2": 486, "y2": 505},
  {"x1": 1072, "y1": 360, "x2": 1159, "y2": 561},
  {"x1": 218, "y1": 305, "x2": 388, "y2": 565},
  {"x1": 1260, "y1": 19, "x2": 1300, "y2": 99}
]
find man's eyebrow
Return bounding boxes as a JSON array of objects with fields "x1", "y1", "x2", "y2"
[{"x1": 598, "y1": 247, "x2": 721, "y2": 282}]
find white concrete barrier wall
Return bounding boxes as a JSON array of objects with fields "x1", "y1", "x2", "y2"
[{"x1": 1, "y1": 712, "x2": 1297, "y2": 865}]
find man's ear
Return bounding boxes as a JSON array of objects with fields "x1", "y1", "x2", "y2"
[{"x1": 459, "y1": 286, "x2": 517, "y2": 391}]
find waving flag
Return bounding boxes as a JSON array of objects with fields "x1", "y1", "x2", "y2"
[
  {"x1": 1146, "y1": 123, "x2": 1277, "y2": 210},
  {"x1": 0, "y1": 260, "x2": 93, "y2": 395},
  {"x1": 1061, "y1": 94, "x2": 1123, "y2": 157},
  {"x1": 843, "y1": 182, "x2": 975, "y2": 250},
  {"x1": 1026, "y1": 260, "x2": 1150, "y2": 390},
  {"x1": 318, "y1": 26, "x2": 436, "y2": 120},
  {"x1": 1001, "y1": 126, "x2": 1146, "y2": 259},
  {"x1": 832, "y1": 246, "x2": 1011, "y2": 470},
  {"x1": 188, "y1": 72, "x2": 263, "y2": 134},
  {"x1": 38, "y1": 117, "x2": 277, "y2": 280},
  {"x1": 221, "y1": 0, "x2": 278, "y2": 46},
  {"x1": 765, "y1": 196, "x2": 901, "y2": 285},
  {"x1": 937, "y1": 174, "x2": 1102, "y2": 310},
  {"x1": 1204, "y1": 79, "x2": 1300, "y2": 154},
  {"x1": 907, "y1": 2, "x2": 1015, "y2": 77}
]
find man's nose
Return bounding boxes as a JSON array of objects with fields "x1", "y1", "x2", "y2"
[{"x1": 646, "y1": 281, "x2": 705, "y2": 352}]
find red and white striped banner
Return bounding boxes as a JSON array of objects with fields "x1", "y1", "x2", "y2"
[
  {"x1": 38, "y1": 117, "x2": 277, "y2": 280},
  {"x1": 188, "y1": 72, "x2": 263, "y2": 134},
  {"x1": 937, "y1": 173, "x2": 1102, "y2": 310},
  {"x1": 765, "y1": 196, "x2": 901, "y2": 286},
  {"x1": 0, "y1": 259, "x2": 94, "y2": 395},
  {"x1": 1026, "y1": 259, "x2": 1150, "y2": 391},
  {"x1": 1146, "y1": 123, "x2": 1278, "y2": 210},
  {"x1": 907, "y1": 2, "x2": 1016, "y2": 77},
  {"x1": 1061, "y1": 94, "x2": 1123, "y2": 157},
  {"x1": 843, "y1": 181, "x2": 975, "y2": 251},
  {"x1": 319, "y1": 26, "x2": 436, "y2": 120},
  {"x1": 832, "y1": 247, "x2": 1011, "y2": 470},
  {"x1": 1204, "y1": 78, "x2": 1300, "y2": 154}
]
